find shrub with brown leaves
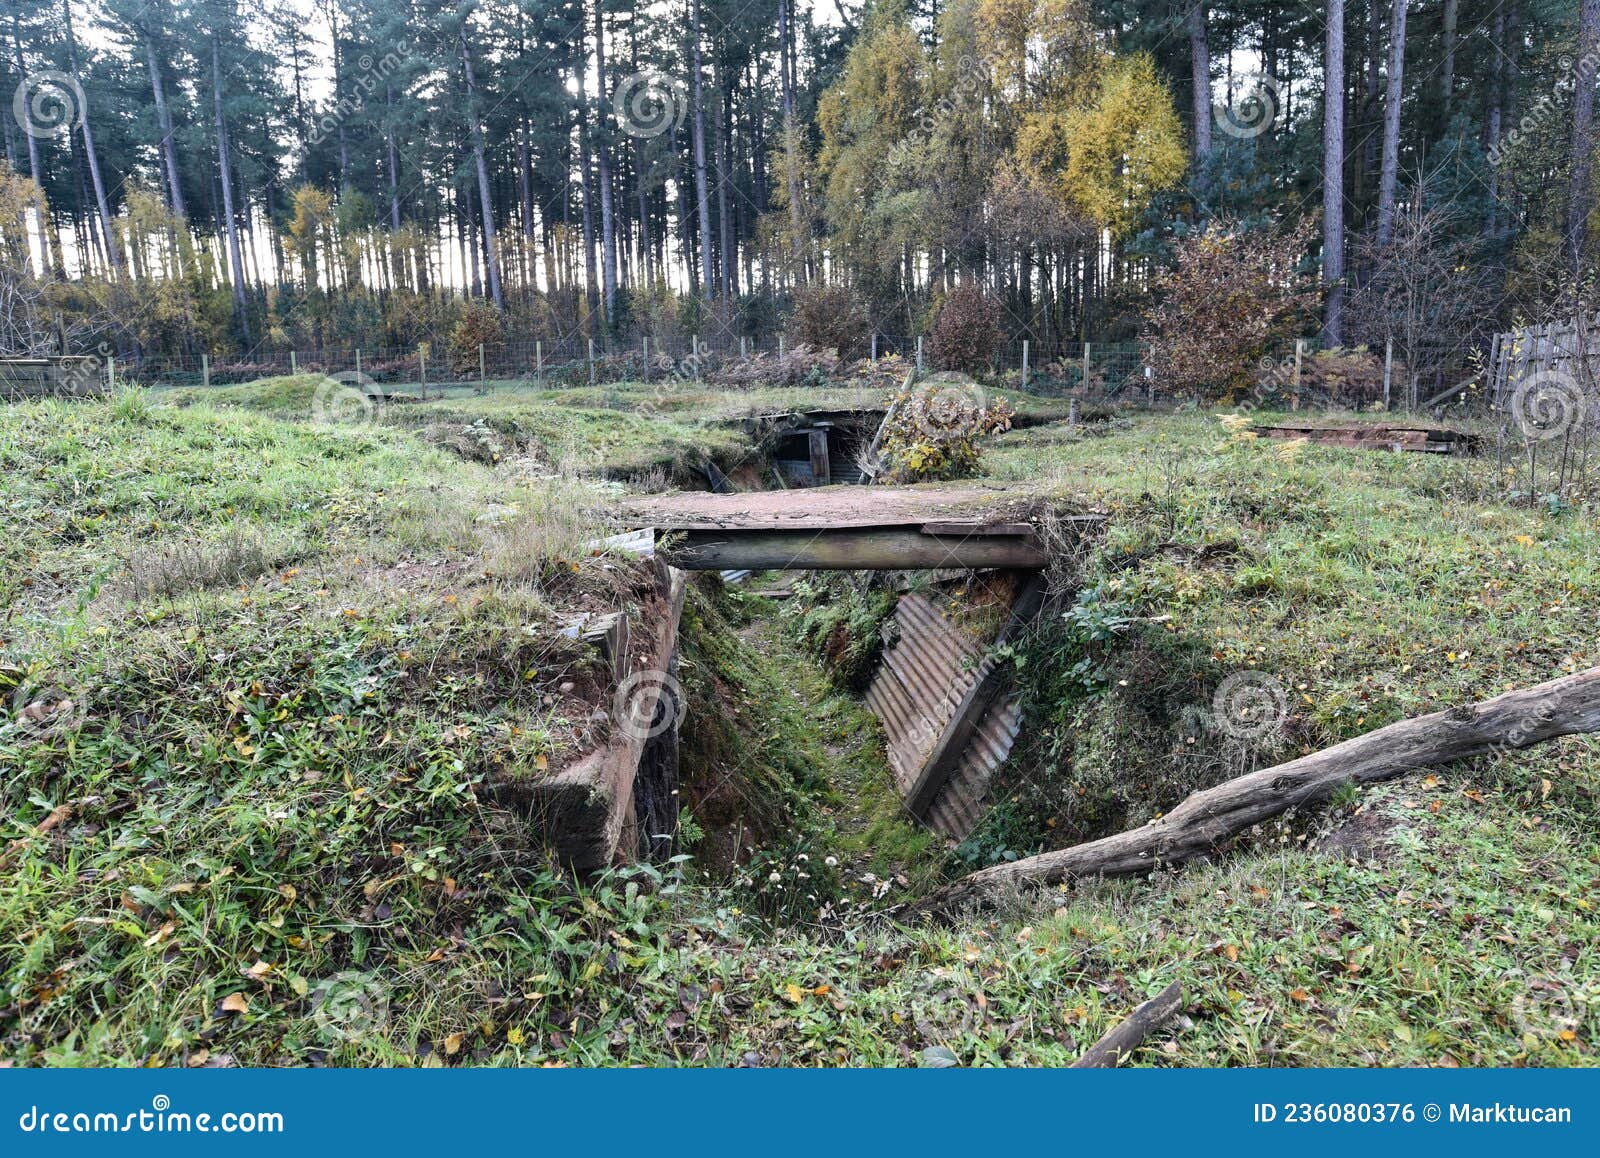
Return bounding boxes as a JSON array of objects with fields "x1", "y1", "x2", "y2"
[
  {"x1": 928, "y1": 284, "x2": 1004, "y2": 375},
  {"x1": 788, "y1": 284, "x2": 870, "y2": 358},
  {"x1": 1142, "y1": 220, "x2": 1321, "y2": 401}
]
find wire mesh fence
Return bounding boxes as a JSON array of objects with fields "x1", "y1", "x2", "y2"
[{"x1": 76, "y1": 329, "x2": 1486, "y2": 414}]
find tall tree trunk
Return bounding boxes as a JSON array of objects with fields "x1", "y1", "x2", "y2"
[
  {"x1": 1322, "y1": 0, "x2": 1346, "y2": 343},
  {"x1": 144, "y1": 30, "x2": 186, "y2": 219},
  {"x1": 460, "y1": 25, "x2": 505, "y2": 310},
  {"x1": 1375, "y1": 0, "x2": 1408, "y2": 249},
  {"x1": 573, "y1": 58, "x2": 601, "y2": 324},
  {"x1": 63, "y1": 1, "x2": 119, "y2": 277},
  {"x1": 690, "y1": 0, "x2": 714, "y2": 298},
  {"x1": 1189, "y1": 5, "x2": 1212, "y2": 163},
  {"x1": 1569, "y1": 0, "x2": 1600, "y2": 276},
  {"x1": 714, "y1": 55, "x2": 733, "y2": 298},
  {"x1": 8, "y1": 4, "x2": 59, "y2": 276},
  {"x1": 779, "y1": 0, "x2": 805, "y2": 279},
  {"x1": 212, "y1": 37, "x2": 251, "y2": 341},
  {"x1": 593, "y1": 2, "x2": 619, "y2": 327},
  {"x1": 1485, "y1": 6, "x2": 1505, "y2": 238},
  {"x1": 1439, "y1": 0, "x2": 1457, "y2": 125}
]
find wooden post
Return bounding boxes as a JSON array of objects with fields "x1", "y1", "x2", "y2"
[
  {"x1": 290, "y1": 350, "x2": 298, "y2": 375},
  {"x1": 1292, "y1": 339, "x2": 1304, "y2": 410},
  {"x1": 355, "y1": 348, "x2": 362, "y2": 376},
  {"x1": 536, "y1": 340, "x2": 543, "y2": 380},
  {"x1": 1021, "y1": 339, "x2": 1030, "y2": 386},
  {"x1": 588, "y1": 337, "x2": 596, "y2": 385},
  {"x1": 1383, "y1": 337, "x2": 1394, "y2": 410},
  {"x1": 201, "y1": 353, "x2": 210, "y2": 388},
  {"x1": 692, "y1": 334, "x2": 702, "y2": 381},
  {"x1": 418, "y1": 344, "x2": 427, "y2": 393},
  {"x1": 808, "y1": 428, "x2": 831, "y2": 485},
  {"x1": 106, "y1": 354, "x2": 115, "y2": 391},
  {"x1": 478, "y1": 342, "x2": 486, "y2": 390},
  {"x1": 1082, "y1": 342, "x2": 1091, "y2": 391},
  {"x1": 739, "y1": 335, "x2": 747, "y2": 358},
  {"x1": 870, "y1": 334, "x2": 878, "y2": 362},
  {"x1": 642, "y1": 336, "x2": 650, "y2": 382},
  {"x1": 915, "y1": 335, "x2": 924, "y2": 372},
  {"x1": 778, "y1": 335, "x2": 785, "y2": 358}
]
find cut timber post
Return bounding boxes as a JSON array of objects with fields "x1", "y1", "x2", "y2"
[
  {"x1": 917, "y1": 665, "x2": 1600, "y2": 917},
  {"x1": 1021, "y1": 339, "x2": 1030, "y2": 386},
  {"x1": 659, "y1": 527, "x2": 1049, "y2": 571},
  {"x1": 808, "y1": 428, "x2": 831, "y2": 485},
  {"x1": 1383, "y1": 337, "x2": 1393, "y2": 410},
  {"x1": 1070, "y1": 981, "x2": 1184, "y2": 1068},
  {"x1": 201, "y1": 353, "x2": 210, "y2": 388}
]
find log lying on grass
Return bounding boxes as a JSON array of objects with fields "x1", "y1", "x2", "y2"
[
  {"x1": 916, "y1": 666, "x2": 1600, "y2": 919},
  {"x1": 1070, "y1": 981, "x2": 1185, "y2": 1068}
]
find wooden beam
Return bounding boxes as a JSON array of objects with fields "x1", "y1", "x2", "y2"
[
  {"x1": 657, "y1": 528, "x2": 1049, "y2": 571},
  {"x1": 1070, "y1": 981, "x2": 1185, "y2": 1068},
  {"x1": 916, "y1": 665, "x2": 1600, "y2": 917}
]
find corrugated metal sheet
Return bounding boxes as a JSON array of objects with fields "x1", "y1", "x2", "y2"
[{"x1": 864, "y1": 593, "x2": 1021, "y2": 840}]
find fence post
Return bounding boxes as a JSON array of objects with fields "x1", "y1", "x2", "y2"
[
  {"x1": 588, "y1": 338, "x2": 597, "y2": 385},
  {"x1": 915, "y1": 335, "x2": 924, "y2": 372},
  {"x1": 418, "y1": 344, "x2": 427, "y2": 394},
  {"x1": 1382, "y1": 337, "x2": 1394, "y2": 411},
  {"x1": 201, "y1": 353, "x2": 210, "y2": 389},
  {"x1": 642, "y1": 336, "x2": 650, "y2": 382},
  {"x1": 478, "y1": 342, "x2": 486, "y2": 391},
  {"x1": 1082, "y1": 342, "x2": 1091, "y2": 390},
  {"x1": 1020, "y1": 339, "x2": 1029, "y2": 386},
  {"x1": 290, "y1": 350, "x2": 298, "y2": 375},
  {"x1": 355, "y1": 348, "x2": 362, "y2": 377},
  {"x1": 692, "y1": 335, "x2": 702, "y2": 381},
  {"x1": 1291, "y1": 339, "x2": 1305, "y2": 410},
  {"x1": 536, "y1": 340, "x2": 543, "y2": 381},
  {"x1": 740, "y1": 335, "x2": 747, "y2": 358},
  {"x1": 107, "y1": 354, "x2": 115, "y2": 391},
  {"x1": 778, "y1": 335, "x2": 785, "y2": 358}
]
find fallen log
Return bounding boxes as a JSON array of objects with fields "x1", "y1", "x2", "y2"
[
  {"x1": 917, "y1": 666, "x2": 1600, "y2": 918},
  {"x1": 1070, "y1": 981, "x2": 1184, "y2": 1068}
]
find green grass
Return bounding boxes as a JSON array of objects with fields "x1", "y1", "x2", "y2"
[{"x1": 1, "y1": 393, "x2": 1595, "y2": 1067}]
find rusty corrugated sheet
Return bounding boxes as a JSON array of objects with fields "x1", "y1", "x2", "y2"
[{"x1": 864, "y1": 593, "x2": 1021, "y2": 840}]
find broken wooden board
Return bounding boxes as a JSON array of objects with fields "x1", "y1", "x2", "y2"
[
  {"x1": 1252, "y1": 423, "x2": 1480, "y2": 454},
  {"x1": 525, "y1": 561, "x2": 687, "y2": 872}
]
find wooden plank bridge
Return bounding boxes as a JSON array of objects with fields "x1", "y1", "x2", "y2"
[{"x1": 615, "y1": 484, "x2": 1098, "y2": 571}]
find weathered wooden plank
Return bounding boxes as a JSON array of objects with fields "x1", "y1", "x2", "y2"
[{"x1": 658, "y1": 527, "x2": 1049, "y2": 571}]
